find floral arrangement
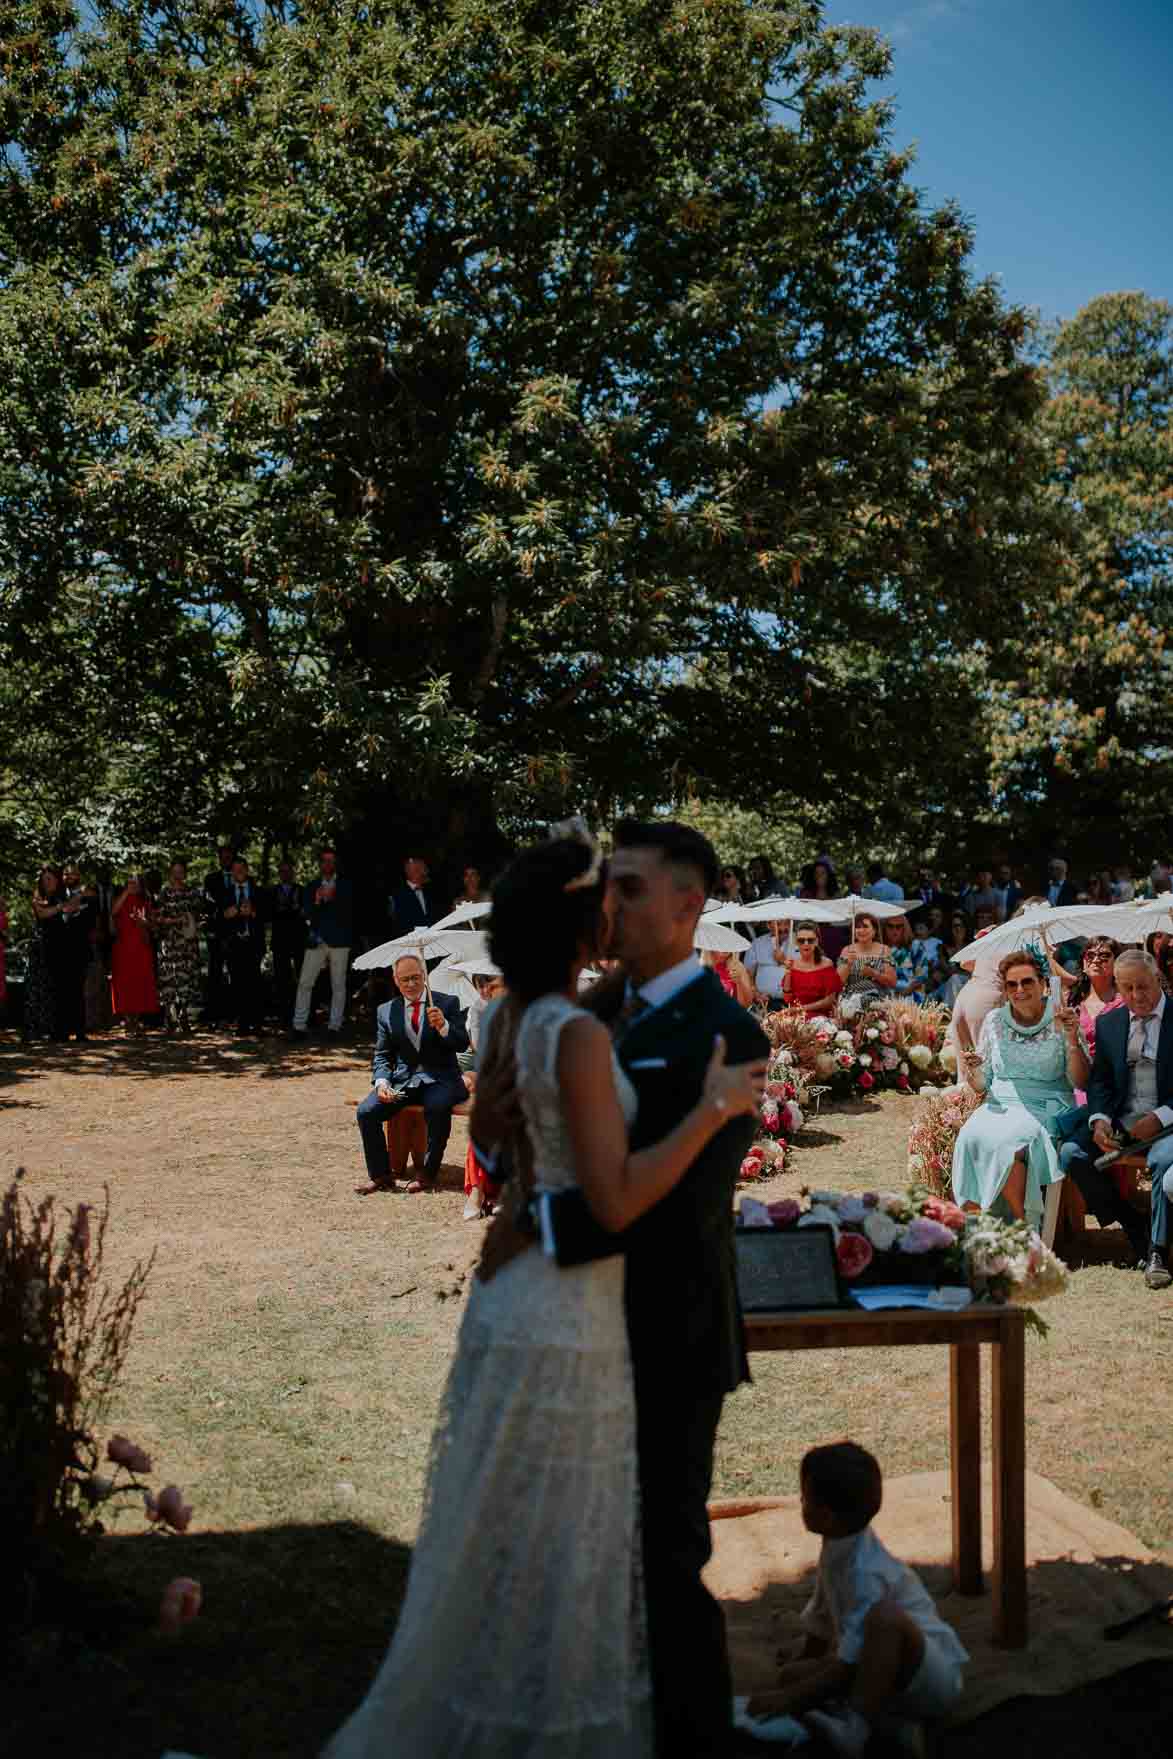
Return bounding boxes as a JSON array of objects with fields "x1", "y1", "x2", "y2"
[
  {"x1": 760, "y1": 1000, "x2": 955, "y2": 1097},
  {"x1": 738, "y1": 1184, "x2": 1069, "y2": 1327},
  {"x1": 1, "y1": 1173, "x2": 196, "y2": 1635},
  {"x1": 739, "y1": 1043, "x2": 827, "y2": 1183},
  {"x1": 907, "y1": 1084, "x2": 984, "y2": 1198}
]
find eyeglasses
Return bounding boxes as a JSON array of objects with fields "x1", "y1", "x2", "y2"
[
  {"x1": 796, "y1": 938, "x2": 817, "y2": 947},
  {"x1": 1084, "y1": 950, "x2": 1113, "y2": 963},
  {"x1": 1004, "y1": 978, "x2": 1039, "y2": 991}
]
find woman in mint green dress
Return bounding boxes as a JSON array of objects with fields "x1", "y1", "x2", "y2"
[{"x1": 951, "y1": 950, "x2": 1088, "y2": 1225}]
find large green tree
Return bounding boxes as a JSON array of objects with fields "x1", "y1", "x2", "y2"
[
  {"x1": 1, "y1": 0, "x2": 1054, "y2": 879},
  {"x1": 990, "y1": 292, "x2": 1173, "y2": 864}
]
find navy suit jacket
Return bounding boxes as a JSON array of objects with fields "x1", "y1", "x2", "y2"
[
  {"x1": 389, "y1": 884, "x2": 436, "y2": 931},
  {"x1": 1086, "y1": 1003, "x2": 1173, "y2": 1127},
  {"x1": 372, "y1": 990, "x2": 469, "y2": 1088}
]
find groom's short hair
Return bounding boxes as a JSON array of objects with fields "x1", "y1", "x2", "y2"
[{"x1": 612, "y1": 819, "x2": 718, "y2": 899}]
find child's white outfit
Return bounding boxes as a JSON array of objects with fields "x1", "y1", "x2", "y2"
[{"x1": 802, "y1": 1524, "x2": 968, "y2": 1719}]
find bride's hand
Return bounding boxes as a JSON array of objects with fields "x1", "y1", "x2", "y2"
[{"x1": 703, "y1": 1035, "x2": 769, "y2": 1118}]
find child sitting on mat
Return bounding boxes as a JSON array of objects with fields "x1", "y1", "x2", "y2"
[{"x1": 745, "y1": 1441, "x2": 968, "y2": 1754}]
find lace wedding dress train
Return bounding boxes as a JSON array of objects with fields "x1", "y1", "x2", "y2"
[{"x1": 323, "y1": 993, "x2": 651, "y2": 1758}]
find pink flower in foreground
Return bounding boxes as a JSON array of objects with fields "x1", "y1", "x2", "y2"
[
  {"x1": 837, "y1": 1233, "x2": 874, "y2": 1279},
  {"x1": 896, "y1": 1075, "x2": 911, "y2": 1091},
  {"x1": 108, "y1": 1435, "x2": 153, "y2": 1475},
  {"x1": 159, "y1": 1577, "x2": 202, "y2": 1635},
  {"x1": 148, "y1": 1485, "x2": 193, "y2": 1532},
  {"x1": 857, "y1": 1071, "x2": 876, "y2": 1091}
]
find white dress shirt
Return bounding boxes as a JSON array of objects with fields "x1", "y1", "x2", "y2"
[
  {"x1": 629, "y1": 953, "x2": 704, "y2": 1016},
  {"x1": 744, "y1": 932, "x2": 785, "y2": 999},
  {"x1": 801, "y1": 1525, "x2": 969, "y2": 1668}
]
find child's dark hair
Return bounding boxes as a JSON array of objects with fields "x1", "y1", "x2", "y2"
[
  {"x1": 488, "y1": 837, "x2": 606, "y2": 1005},
  {"x1": 801, "y1": 1442, "x2": 883, "y2": 1528}
]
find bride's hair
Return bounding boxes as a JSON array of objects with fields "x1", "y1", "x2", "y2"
[{"x1": 489, "y1": 836, "x2": 606, "y2": 1005}]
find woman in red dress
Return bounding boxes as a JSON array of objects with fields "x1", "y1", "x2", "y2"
[
  {"x1": 110, "y1": 875, "x2": 159, "y2": 1035},
  {"x1": 780, "y1": 921, "x2": 843, "y2": 1016}
]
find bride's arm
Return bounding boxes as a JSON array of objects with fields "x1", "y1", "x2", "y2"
[{"x1": 559, "y1": 1016, "x2": 766, "y2": 1233}]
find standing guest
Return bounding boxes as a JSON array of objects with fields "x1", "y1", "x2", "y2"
[
  {"x1": 993, "y1": 863, "x2": 1022, "y2": 921},
  {"x1": 780, "y1": 922, "x2": 843, "y2": 1017},
  {"x1": 110, "y1": 875, "x2": 159, "y2": 1037},
  {"x1": 1144, "y1": 859, "x2": 1173, "y2": 898},
  {"x1": 389, "y1": 852, "x2": 436, "y2": 930},
  {"x1": 952, "y1": 950, "x2": 1086, "y2": 1225},
  {"x1": 1111, "y1": 864, "x2": 1135, "y2": 902},
  {"x1": 202, "y1": 843, "x2": 237, "y2": 1024},
  {"x1": 882, "y1": 916, "x2": 927, "y2": 1002},
  {"x1": 863, "y1": 861, "x2": 903, "y2": 904},
  {"x1": 700, "y1": 947, "x2": 754, "y2": 1008},
  {"x1": 155, "y1": 859, "x2": 204, "y2": 1036},
  {"x1": 221, "y1": 857, "x2": 266, "y2": 1035},
  {"x1": 1059, "y1": 950, "x2": 1173, "y2": 1285},
  {"x1": 80, "y1": 867, "x2": 114, "y2": 1035},
  {"x1": 964, "y1": 867, "x2": 1002, "y2": 922},
  {"x1": 268, "y1": 860, "x2": 307, "y2": 1021},
  {"x1": 745, "y1": 916, "x2": 792, "y2": 1012},
  {"x1": 801, "y1": 859, "x2": 848, "y2": 962},
  {"x1": 913, "y1": 867, "x2": 954, "y2": 914},
  {"x1": 1045, "y1": 857, "x2": 1077, "y2": 907},
  {"x1": 25, "y1": 866, "x2": 68, "y2": 1042},
  {"x1": 843, "y1": 866, "x2": 866, "y2": 899},
  {"x1": 932, "y1": 911, "x2": 974, "y2": 1007},
  {"x1": 59, "y1": 863, "x2": 96, "y2": 1042},
  {"x1": 837, "y1": 912, "x2": 897, "y2": 1007},
  {"x1": 747, "y1": 854, "x2": 785, "y2": 901},
  {"x1": 293, "y1": 847, "x2": 353, "y2": 1037},
  {"x1": 718, "y1": 864, "x2": 749, "y2": 905},
  {"x1": 354, "y1": 952, "x2": 469, "y2": 1195},
  {"x1": 1085, "y1": 872, "x2": 1110, "y2": 905},
  {"x1": 452, "y1": 863, "x2": 490, "y2": 910}
]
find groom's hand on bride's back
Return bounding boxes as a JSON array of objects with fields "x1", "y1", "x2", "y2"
[{"x1": 703, "y1": 1034, "x2": 768, "y2": 1118}]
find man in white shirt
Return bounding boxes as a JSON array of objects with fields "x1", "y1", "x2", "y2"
[
  {"x1": 744, "y1": 922, "x2": 788, "y2": 1010},
  {"x1": 1060, "y1": 950, "x2": 1173, "y2": 1288},
  {"x1": 863, "y1": 862, "x2": 903, "y2": 904}
]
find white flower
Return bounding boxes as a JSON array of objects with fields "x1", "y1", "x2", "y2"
[
  {"x1": 865, "y1": 1027, "x2": 880, "y2": 1041},
  {"x1": 907, "y1": 1044, "x2": 933, "y2": 1069},
  {"x1": 939, "y1": 1043, "x2": 958, "y2": 1073},
  {"x1": 834, "y1": 1031, "x2": 854, "y2": 1047},
  {"x1": 864, "y1": 1211, "x2": 902, "y2": 1251},
  {"x1": 899, "y1": 1061, "x2": 909, "y2": 1075},
  {"x1": 858, "y1": 1053, "x2": 872, "y2": 1068}
]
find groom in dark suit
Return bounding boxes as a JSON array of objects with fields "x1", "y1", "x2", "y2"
[
  {"x1": 355, "y1": 953, "x2": 469, "y2": 1195},
  {"x1": 551, "y1": 820, "x2": 769, "y2": 1758}
]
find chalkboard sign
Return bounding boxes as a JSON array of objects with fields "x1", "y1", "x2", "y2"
[{"x1": 735, "y1": 1225, "x2": 844, "y2": 1313}]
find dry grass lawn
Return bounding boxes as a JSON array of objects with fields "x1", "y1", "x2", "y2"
[{"x1": 3, "y1": 1028, "x2": 1171, "y2": 1756}]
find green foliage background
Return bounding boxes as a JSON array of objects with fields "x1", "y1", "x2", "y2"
[{"x1": 1, "y1": 0, "x2": 1165, "y2": 910}]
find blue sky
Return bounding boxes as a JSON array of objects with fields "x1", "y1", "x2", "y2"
[{"x1": 822, "y1": 0, "x2": 1173, "y2": 325}]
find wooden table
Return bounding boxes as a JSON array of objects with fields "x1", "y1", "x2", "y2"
[{"x1": 745, "y1": 1304, "x2": 1028, "y2": 1647}]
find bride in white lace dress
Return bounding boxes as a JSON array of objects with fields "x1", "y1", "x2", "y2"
[
  {"x1": 164, "y1": 832, "x2": 763, "y2": 1759},
  {"x1": 320, "y1": 833, "x2": 765, "y2": 1759}
]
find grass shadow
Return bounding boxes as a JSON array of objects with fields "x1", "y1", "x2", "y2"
[
  {"x1": 0, "y1": 1033, "x2": 368, "y2": 1085},
  {"x1": 6, "y1": 1519, "x2": 412, "y2": 1759}
]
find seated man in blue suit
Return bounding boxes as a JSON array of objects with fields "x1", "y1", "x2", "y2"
[
  {"x1": 1059, "y1": 948, "x2": 1173, "y2": 1289},
  {"x1": 355, "y1": 952, "x2": 469, "y2": 1195}
]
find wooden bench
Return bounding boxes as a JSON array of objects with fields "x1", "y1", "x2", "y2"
[
  {"x1": 384, "y1": 1100, "x2": 471, "y2": 1177},
  {"x1": 1042, "y1": 1156, "x2": 1151, "y2": 1250}
]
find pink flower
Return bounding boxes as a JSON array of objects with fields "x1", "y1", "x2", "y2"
[
  {"x1": 896, "y1": 1075, "x2": 911, "y2": 1091},
  {"x1": 149, "y1": 1485, "x2": 193, "y2": 1532},
  {"x1": 939, "y1": 1203, "x2": 967, "y2": 1231},
  {"x1": 880, "y1": 1026, "x2": 897, "y2": 1045},
  {"x1": 108, "y1": 1435, "x2": 153, "y2": 1475},
  {"x1": 857, "y1": 1071, "x2": 875, "y2": 1090},
  {"x1": 766, "y1": 1080, "x2": 786, "y2": 1099},
  {"x1": 767, "y1": 1198, "x2": 801, "y2": 1227},
  {"x1": 837, "y1": 1233, "x2": 875, "y2": 1279},
  {"x1": 921, "y1": 1196, "x2": 947, "y2": 1221},
  {"x1": 902, "y1": 1217, "x2": 956, "y2": 1254},
  {"x1": 159, "y1": 1576, "x2": 202, "y2": 1635},
  {"x1": 763, "y1": 1114, "x2": 781, "y2": 1136}
]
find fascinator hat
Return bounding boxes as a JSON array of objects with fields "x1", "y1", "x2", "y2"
[{"x1": 550, "y1": 815, "x2": 605, "y2": 893}]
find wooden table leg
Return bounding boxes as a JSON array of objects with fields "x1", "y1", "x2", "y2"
[
  {"x1": 991, "y1": 1316, "x2": 1028, "y2": 1647},
  {"x1": 949, "y1": 1339, "x2": 983, "y2": 1595}
]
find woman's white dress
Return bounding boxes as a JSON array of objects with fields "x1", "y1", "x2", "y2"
[{"x1": 323, "y1": 993, "x2": 651, "y2": 1759}]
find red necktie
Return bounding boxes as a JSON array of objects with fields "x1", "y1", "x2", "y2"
[{"x1": 411, "y1": 1001, "x2": 421, "y2": 1034}]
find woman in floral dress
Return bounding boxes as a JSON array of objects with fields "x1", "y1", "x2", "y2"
[{"x1": 155, "y1": 859, "x2": 204, "y2": 1035}]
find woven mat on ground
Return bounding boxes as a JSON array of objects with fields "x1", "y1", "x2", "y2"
[{"x1": 706, "y1": 1470, "x2": 1173, "y2": 1725}]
